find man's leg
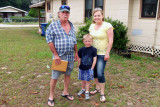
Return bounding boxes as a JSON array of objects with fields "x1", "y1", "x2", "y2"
[
  {"x1": 63, "y1": 75, "x2": 70, "y2": 95},
  {"x1": 62, "y1": 75, "x2": 74, "y2": 100},
  {"x1": 48, "y1": 79, "x2": 57, "y2": 106}
]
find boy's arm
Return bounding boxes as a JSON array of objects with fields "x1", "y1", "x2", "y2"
[{"x1": 91, "y1": 56, "x2": 97, "y2": 69}]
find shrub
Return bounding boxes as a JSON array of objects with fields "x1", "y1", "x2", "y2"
[
  {"x1": 45, "y1": 20, "x2": 52, "y2": 31},
  {"x1": 10, "y1": 16, "x2": 37, "y2": 22},
  {"x1": 77, "y1": 17, "x2": 129, "y2": 50},
  {"x1": 105, "y1": 17, "x2": 129, "y2": 50},
  {"x1": 77, "y1": 18, "x2": 92, "y2": 42}
]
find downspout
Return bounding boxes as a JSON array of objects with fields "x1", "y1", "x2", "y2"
[{"x1": 152, "y1": 0, "x2": 159, "y2": 55}]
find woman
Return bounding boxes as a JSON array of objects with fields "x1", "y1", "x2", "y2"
[{"x1": 89, "y1": 8, "x2": 114, "y2": 102}]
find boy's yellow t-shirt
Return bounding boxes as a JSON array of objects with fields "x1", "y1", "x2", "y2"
[{"x1": 89, "y1": 22, "x2": 113, "y2": 55}]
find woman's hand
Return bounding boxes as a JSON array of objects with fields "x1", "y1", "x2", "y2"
[{"x1": 104, "y1": 53, "x2": 110, "y2": 61}]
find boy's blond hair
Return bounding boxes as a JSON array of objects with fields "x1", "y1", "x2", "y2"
[{"x1": 83, "y1": 34, "x2": 92, "y2": 40}]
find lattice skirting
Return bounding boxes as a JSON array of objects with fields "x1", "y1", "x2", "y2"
[
  {"x1": 154, "y1": 46, "x2": 160, "y2": 57},
  {"x1": 128, "y1": 43, "x2": 160, "y2": 57}
]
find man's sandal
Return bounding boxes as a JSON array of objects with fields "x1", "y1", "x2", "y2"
[
  {"x1": 90, "y1": 89, "x2": 100, "y2": 95},
  {"x1": 61, "y1": 94, "x2": 74, "y2": 101},
  {"x1": 48, "y1": 99, "x2": 54, "y2": 107},
  {"x1": 100, "y1": 94, "x2": 106, "y2": 102}
]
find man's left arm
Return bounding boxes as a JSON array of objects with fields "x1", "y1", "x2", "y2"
[{"x1": 74, "y1": 44, "x2": 78, "y2": 62}]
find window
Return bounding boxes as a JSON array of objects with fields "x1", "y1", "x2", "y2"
[
  {"x1": 62, "y1": 0, "x2": 67, "y2": 5},
  {"x1": 85, "y1": 0, "x2": 93, "y2": 19},
  {"x1": 47, "y1": 2, "x2": 51, "y2": 11},
  {"x1": 85, "y1": 0, "x2": 104, "y2": 19},
  {"x1": 95, "y1": 0, "x2": 104, "y2": 10},
  {"x1": 141, "y1": 0, "x2": 158, "y2": 18}
]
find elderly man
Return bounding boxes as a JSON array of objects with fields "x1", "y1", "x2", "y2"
[{"x1": 46, "y1": 5, "x2": 78, "y2": 107}]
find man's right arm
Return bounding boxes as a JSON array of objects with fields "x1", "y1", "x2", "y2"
[
  {"x1": 46, "y1": 23, "x2": 61, "y2": 65},
  {"x1": 48, "y1": 42, "x2": 61, "y2": 65}
]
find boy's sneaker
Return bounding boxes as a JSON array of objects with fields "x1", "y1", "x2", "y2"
[
  {"x1": 77, "y1": 89, "x2": 85, "y2": 96},
  {"x1": 85, "y1": 93, "x2": 90, "y2": 100}
]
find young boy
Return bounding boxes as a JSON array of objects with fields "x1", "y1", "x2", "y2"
[{"x1": 77, "y1": 34, "x2": 97, "y2": 100}]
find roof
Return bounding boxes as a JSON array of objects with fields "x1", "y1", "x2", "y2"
[
  {"x1": 0, "y1": 6, "x2": 28, "y2": 13},
  {"x1": 29, "y1": 1, "x2": 45, "y2": 8}
]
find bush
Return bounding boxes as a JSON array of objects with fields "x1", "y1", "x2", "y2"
[
  {"x1": 77, "y1": 18, "x2": 92, "y2": 42},
  {"x1": 0, "y1": 17, "x2": 3, "y2": 23},
  {"x1": 45, "y1": 20, "x2": 52, "y2": 31},
  {"x1": 77, "y1": 17, "x2": 129, "y2": 50},
  {"x1": 10, "y1": 16, "x2": 38, "y2": 22}
]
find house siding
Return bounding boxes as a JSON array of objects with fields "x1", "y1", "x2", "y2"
[
  {"x1": 0, "y1": 6, "x2": 28, "y2": 18},
  {"x1": 46, "y1": 0, "x2": 84, "y2": 23},
  {"x1": 45, "y1": 0, "x2": 160, "y2": 56},
  {"x1": 127, "y1": 0, "x2": 160, "y2": 56},
  {"x1": 68, "y1": 0, "x2": 84, "y2": 23},
  {"x1": 105, "y1": 0, "x2": 130, "y2": 26}
]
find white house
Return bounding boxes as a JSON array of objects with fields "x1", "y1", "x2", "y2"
[
  {"x1": 0, "y1": 6, "x2": 28, "y2": 18},
  {"x1": 43, "y1": 0, "x2": 160, "y2": 56}
]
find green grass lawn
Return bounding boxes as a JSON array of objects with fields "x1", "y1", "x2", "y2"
[{"x1": 0, "y1": 28, "x2": 160, "y2": 106}]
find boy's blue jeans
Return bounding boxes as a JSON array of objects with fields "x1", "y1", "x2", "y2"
[{"x1": 94, "y1": 55, "x2": 107, "y2": 83}]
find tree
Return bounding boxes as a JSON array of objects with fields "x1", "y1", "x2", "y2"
[
  {"x1": 0, "y1": 0, "x2": 31, "y2": 11},
  {"x1": 21, "y1": 0, "x2": 31, "y2": 11},
  {"x1": 0, "y1": 0, "x2": 10, "y2": 7},
  {"x1": 28, "y1": 8, "x2": 39, "y2": 17}
]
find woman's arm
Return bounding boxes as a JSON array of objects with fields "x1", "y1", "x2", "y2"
[{"x1": 104, "y1": 28, "x2": 114, "y2": 60}]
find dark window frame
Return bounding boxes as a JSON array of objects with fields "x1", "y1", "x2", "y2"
[
  {"x1": 95, "y1": 0, "x2": 104, "y2": 10},
  {"x1": 141, "y1": 0, "x2": 158, "y2": 18},
  {"x1": 85, "y1": 0, "x2": 104, "y2": 19},
  {"x1": 85, "y1": 0, "x2": 93, "y2": 19}
]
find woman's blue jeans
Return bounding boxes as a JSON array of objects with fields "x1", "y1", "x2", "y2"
[{"x1": 94, "y1": 55, "x2": 107, "y2": 83}]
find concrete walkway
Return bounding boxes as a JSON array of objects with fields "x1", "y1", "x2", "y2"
[{"x1": 0, "y1": 24, "x2": 39, "y2": 28}]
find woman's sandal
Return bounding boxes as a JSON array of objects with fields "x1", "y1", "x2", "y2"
[
  {"x1": 100, "y1": 94, "x2": 106, "y2": 102},
  {"x1": 48, "y1": 99, "x2": 54, "y2": 107},
  {"x1": 90, "y1": 89, "x2": 100, "y2": 95}
]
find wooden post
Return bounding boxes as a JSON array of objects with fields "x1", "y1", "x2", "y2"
[{"x1": 38, "y1": 8, "x2": 40, "y2": 27}]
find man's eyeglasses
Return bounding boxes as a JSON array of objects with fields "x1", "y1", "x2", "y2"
[{"x1": 60, "y1": 5, "x2": 70, "y2": 10}]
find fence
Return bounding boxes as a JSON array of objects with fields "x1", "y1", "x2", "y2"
[{"x1": 1, "y1": 18, "x2": 45, "y2": 23}]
